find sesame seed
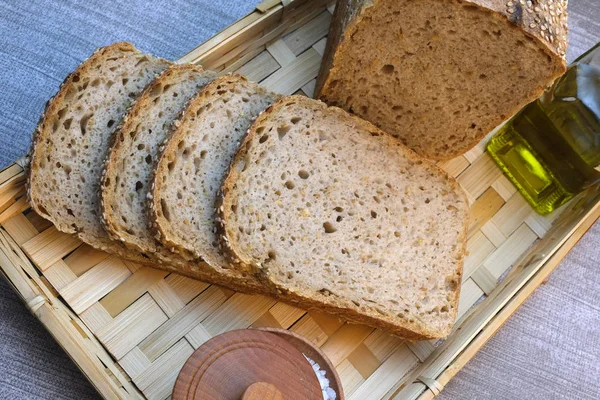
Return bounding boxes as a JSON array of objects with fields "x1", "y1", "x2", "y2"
[
  {"x1": 507, "y1": 7, "x2": 514, "y2": 13},
  {"x1": 530, "y1": 23, "x2": 537, "y2": 28},
  {"x1": 507, "y1": 1, "x2": 513, "y2": 6}
]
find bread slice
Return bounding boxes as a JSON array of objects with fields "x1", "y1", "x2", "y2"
[
  {"x1": 316, "y1": 0, "x2": 568, "y2": 160},
  {"x1": 150, "y1": 75, "x2": 280, "y2": 291},
  {"x1": 27, "y1": 42, "x2": 170, "y2": 262},
  {"x1": 217, "y1": 96, "x2": 469, "y2": 339},
  {"x1": 100, "y1": 64, "x2": 217, "y2": 267}
]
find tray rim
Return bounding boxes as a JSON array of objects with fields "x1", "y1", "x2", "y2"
[{"x1": 1, "y1": 0, "x2": 599, "y2": 398}]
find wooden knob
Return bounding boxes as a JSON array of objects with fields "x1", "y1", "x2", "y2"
[{"x1": 241, "y1": 382, "x2": 283, "y2": 400}]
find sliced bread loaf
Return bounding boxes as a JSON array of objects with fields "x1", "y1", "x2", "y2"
[
  {"x1": 316, "y1": 0, "x2": 568, "y2": 160},
  {"x1": 27, "y1": 42, "x2": 170, "y2": 262},
  {"x1": 100, "y1": 64, "x2": 217, "y2": 268},
  {"x1": 150, "y1": 75, "x2": 280, "y2": 291},
  {"x1": 217, "y1": 95, "x2": 469, "y2": 339}
]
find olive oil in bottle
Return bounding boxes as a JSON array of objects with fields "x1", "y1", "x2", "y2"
[{"x1": 487, "y1": 43, "x2": 600, "y2": 215}]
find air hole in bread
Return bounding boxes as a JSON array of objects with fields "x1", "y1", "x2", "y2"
[
  {"x1": 371, "y1": 211, "x2": 377, "y2": 218},
  {"x1": 160, "y1": 198, "x2": 171, "y2": 221},
  {"x1": 277, "y1": 125, "x2": 290, "y2": 140},
  {"x1": 298, "y1": 170, "x2": 309, "y2": 179},
  {"x1": 62, "y1": 118, "x2": 73, "y2": 130},
  {"x1": 285, "y1": 180, "x2": 295, "y2": 190},
  {"x1": 80, "y1": 113, "x2": 93, "y2": 135},
  {"x1": 57, "y1": 107, "x2": 68, "y2": 119},
  {"x1": 167, "y1": 161, "x2": 175, "y2": 172},
  {"x1": 182, "y1": 147, "x2": 190, "y2": 159},
  {"x1": 259, "y1": 134, "x2": 269, "y2": 143},
  {"x1": 290, "y1": 117, "x2": 301, "y2": 124},
  {"x1": 381, "y1": 64, "x2": 395, "y2": 74},
  {"x1": 135, "y1": 181, "x2": 143, "y2": 191},
  {"x1": 323, "y1": 221, "x2": 337, "y2": 233}
]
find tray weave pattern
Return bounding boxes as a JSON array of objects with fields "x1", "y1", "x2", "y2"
[{"x1": 1, "y1": 2, "x2": 599, "y2": 399}]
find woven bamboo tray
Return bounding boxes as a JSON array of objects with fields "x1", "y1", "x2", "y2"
[{"x1": 1, "y1": 1, "x2": 599, "y2": 399}]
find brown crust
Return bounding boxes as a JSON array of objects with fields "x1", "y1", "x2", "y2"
[
  {"x1": 315, "y1": 0, "x2": 568, "y2": 160},
  {"x1": 217, "y1": 95, "x2": 470, "y2": 339}
]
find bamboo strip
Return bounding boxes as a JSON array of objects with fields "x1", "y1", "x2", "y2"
[
  {"x1": 470, "y1": 266, "x2": 497, "y2": 295},
  {"x1": 64, "y1": 244, "x2": 110, "y2": 276},
  {"x1": 267, "y1": 39, "x2": 296, "y2": 66},
  {"x1": 138, "y1": 286, "x2": 226, "y2": 361},
  {"x1": 0, "y1": 163, "x2": 23, "y2": 185},
  {"x1": 310, "y1": 310, "x2": 345, "y2": 336},
  {"x1": 43, "y1": 260, "x2": 77, "y2": 291},
  {"x1": 79, "y1": 303, "x2": 113, "y2": 335},
  {"x1": 363, "y1": 329, "x2": 404, "y2": 362},
  {"x1": 261, "y1": 47, "x2": 321, "y2": 94},
  {"x1": 438, "y1": 156, "x2": 470, "y2": 179},
  {"x1": 202, "y1": 293, "x2": 277, "y2": 336},
  {"x1": 457, "y1": 153, "x2": 504, "y2": 203},
  {"x1": 462, "y1": 231, "x2": 496, "y2": 281},
  {"x1": 0, "y1": 196, "x2": 29, "y2": 224},
  {"x1": 134, "y1": 339, "x2": 194, "y2": 400},
  {"x1": 350, "y1": 345, "x2": 419, "y2": 400},
  {"x1": 312, "y1": 36, "x2": 327, "y2": 56},
  {"x1": 491, "y1": 174, "x2": 517, "y2": 201},
  {"x1": 221, "y1": 46, "x2": 266, "y2": 75},
  {"x1": 60, "y1": 255, "x2": 132, "y2": 314},
  {"x1": 22, "y1": 226, "x2": 81, "y2": 271},
  {"x1": 336, "y1": 359, "x2": 365, "y2": 397},
  {"x1": 26, "y1": 211, "x2": 53, "y2": 232},
  {"x1": 2, "y1": 213, "x2": 38, "y2": 245},
  {"x1": 347, "y1": 343, "x2": 384, "y2": 378},
  {"x1": 301, "y1": 78, "x2": 316, "y2": 97},
  {"x1": 266, "y1": 301, "x2": 306, "y2": 328},
  {"x1": 525, "y1": 212, "x2": 554, "y2": 237},
  {"x1": 407, "y1": 340, "x2": 436, "y2": 363},
  {"x1": 290, "y1": 314, "x2": 329, "y2": 346},
  {"x1": 0, "y1": 186, "x2": 25, "y2": 215},
  {"x1": 234, "y1": 50, "x2": 280, "y2": 82},
  {"x1": 457, "y1": 279, "x2": 484, "y2": 319},
  {"x1": 120, "y1": 347, "x2": 151, "y2": 381},
  {"x1": 480, "y1": 219, "x2": 507, "y2": 247},
  {"x1": 97, "y1": 294, "x2": 168, "y2": 360},
  {"x1": 321, "y1": 324, "x2": 374, "y2": 366},
  {"x1": 467, "y1": 187, "x2": 505, "y2": 238},
  {"x1": 492, "y1": 193, "x2": 534, "y2": 236},
  {"x1": 281, "y1": 10, "x2": 331, "y2": 55},
  {"x1": 147, "y1": 279, "x2": 186, "y2": 317},
  {"x1": 184, "y1": 323, "x2": 212, "y2": 348},
  {"x1": 100, "y1": 267, "x2": 169, "y2": 317},
  {"x1": 164, "y1": 274, "x2": 209, "y2": 304},
  {"x1": 482, "y1": 223, "x2": 538, "y2": 279}
]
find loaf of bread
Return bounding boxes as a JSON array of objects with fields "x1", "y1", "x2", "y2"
[
  {"x1": 217, "y1": 96, "x2": 469, "y2": 339},
  {"x1": 149, "y1": 75, "x2": 280, "y2": 292},
  {"x1": 27, "y1": 42, "x2": 170, "y2": 262},
  {"x1": 316, "y1": 0, "x2": 568, "y2": 160}
]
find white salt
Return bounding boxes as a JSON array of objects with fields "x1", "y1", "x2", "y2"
[{"x1": 304, "y1": 355, "x2": 337, "y2": 400}]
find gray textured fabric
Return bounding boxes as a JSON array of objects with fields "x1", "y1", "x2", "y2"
[{"x1": 0, "y1": 0, "x2": 598, "y2": 399}]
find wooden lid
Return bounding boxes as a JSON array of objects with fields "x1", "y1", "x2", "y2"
[{"x1": 172, "y1": 329, "x2": 323, "y2": 400}]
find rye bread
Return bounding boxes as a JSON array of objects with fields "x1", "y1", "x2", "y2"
[
  {"x1": 27, "y1": 42, "x2": 170, "y2": 262},
  {"x1": 217, "y1": 95, "x2": 469, "y2": 339},
  {"x1": 316, "y1": 0, "x2": 568, "y2": 160},
  {"x1": 149, "y1": 75, "x2": 280, "y2": 292},
  {"x1": 100, "y1": 64, "x2": 217, "y2": 268}
]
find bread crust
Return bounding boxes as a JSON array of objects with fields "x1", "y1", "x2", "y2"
[
  {"x1": 315, "y1": 0, "x2": 568, "y2": 160},
  {"x1": 217, "y1": 95, "x2": 470, "y2": 339}
]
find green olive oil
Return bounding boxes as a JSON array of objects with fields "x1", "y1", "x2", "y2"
[{"x1": 487, "y1": 49, "x2": 600, "y2": 215}]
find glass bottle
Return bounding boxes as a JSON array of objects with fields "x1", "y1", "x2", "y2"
[{"x1": 487, "y1": 43, "x2": 600, "y2": 215}]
